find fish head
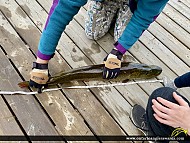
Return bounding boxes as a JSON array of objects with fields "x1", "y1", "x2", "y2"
[
  {"x1": 120, "y1": 62, "x2": 162, "y2": 80},
  {"x1": 138, "y1": 64, "x2": 162, "y2": 79}
]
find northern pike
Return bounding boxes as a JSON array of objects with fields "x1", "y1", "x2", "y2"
[{"x1": 18, "y1": 62, "x2": 162, "y2": 88}]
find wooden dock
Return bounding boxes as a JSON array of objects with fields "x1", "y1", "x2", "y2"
[{"x1": 0, "y1": 0, "x2": 190, "y2": 142}]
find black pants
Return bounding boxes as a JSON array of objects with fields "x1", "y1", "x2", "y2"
[{"x1": 146, "y1": 87, "x2": 190, "y2": 143}]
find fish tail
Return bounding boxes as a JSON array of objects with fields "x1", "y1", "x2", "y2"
[{"x1": 18, "y1": 81, "x2": 29, "y2": 88}]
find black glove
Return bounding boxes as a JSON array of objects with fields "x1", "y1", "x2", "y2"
[
  {"x1": 29, "y1": 62, "x2": 49, "y2": 93},
  {"x1": 103, "y1": 48, "x2": 123, "y2": 79}
]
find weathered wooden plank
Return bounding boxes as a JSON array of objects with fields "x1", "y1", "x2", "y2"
[
  {"x1": 0, "y1": 55, "x2": 29, "y2": 143},
  {"x1": 179, "y1": 0, "x2": 190, "y2": 7},
  {"x1": 163, "y1": 4, "x2": 190, "y2": 33},
  {"x1": 1, "y1": 1, "x2": 100, "y2": 142},
  {"x1": 140, "y1": 31, "x2": 189, "y2": 74},
  {"x1": 156, "y1": 13, "x2": 190, "y2": 49},
  {"x1": 0, "y1": 93, "x2": 26, "y2": 138},
  {"x1": 7, "y1": 0, "x2": 131, "y2": 142},
  {"x1": 139, "y1": 29, "x2": 190, "y2": 101},
  {"x1": 0, "y1": 1, "x2": 39, "y2": 57},
  {"x1": 17, "y1": 0, "x2": 47, "y2": 30},
  {"x1": 161, "y1": 0, "x2": 190, "y2": 99},
  {"x1": 148, "y1": 21, "x2": 190, "y2": 66},
  {"x1": 0, "y1": 11, "x2": 64, "y2": 141},
  {"x1": 36, "y1": 0, "x2": 52, "y2": 12},
  {"x1": 168, "y1": 0, "x2": 190, "y2": 19}
]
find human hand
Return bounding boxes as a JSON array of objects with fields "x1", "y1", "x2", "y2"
[
  {"x1": 103, "y1": 49, "x2": 123, "y2": 79},
  {"x1": 152, "y1": 92, "x2": 190, "y2": 135},
  {"x1": 29, "y1": 62, "x2": 49, "y2": 93}
]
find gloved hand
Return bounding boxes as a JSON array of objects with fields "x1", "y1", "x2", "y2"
[
  {"x1": 103, "y1": 48, "x2": 123, "y2": 79},
  {"x1": 29, "y1": 62, "x2": 49, "y2": 93}
]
